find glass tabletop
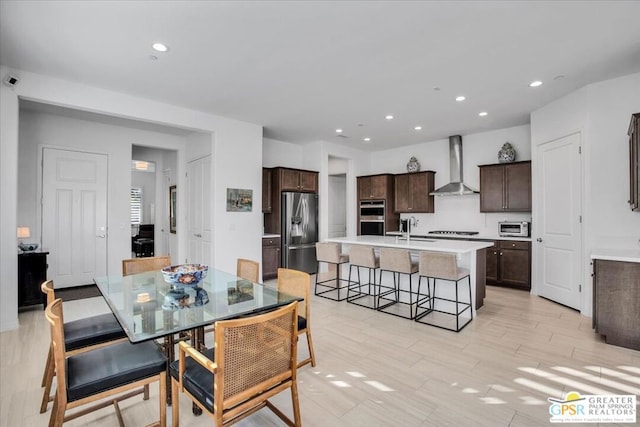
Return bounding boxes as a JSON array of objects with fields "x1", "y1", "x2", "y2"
[{"x1": 94, "y1": 268, "x2": 300, "y2": 343}]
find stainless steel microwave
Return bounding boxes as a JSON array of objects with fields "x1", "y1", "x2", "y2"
[{"x1": 499, "y1": 221, "x2": 530, "y2": 237}]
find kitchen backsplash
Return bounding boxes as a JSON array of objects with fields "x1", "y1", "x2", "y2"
[{"x1": 399, "y1": 195, "x2": 531, "y2": 236}]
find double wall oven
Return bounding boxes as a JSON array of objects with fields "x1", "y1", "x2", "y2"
[{"x1": 359, "y1": 200, "x2": 386, "y2": 236}]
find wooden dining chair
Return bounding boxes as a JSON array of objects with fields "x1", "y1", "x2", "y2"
[
  {"x1": 204, "y1": 258, "x2": 261, "y2": 334},
  {"x1": 277, "y1": 268, "x2": 316, "y2": 368},
  {"x1": 170, "y1": 301, "x2": 301, "y2": 427},
  {"x1": 236, "y1": 258, "x2": 260, "y2": 283},
  {"x1": 122, "y1": 255, "x2": 172, "y2": 276},
  {"x1": 45, "y1": 298, "x2": 167, "y2": 427},
  {"x1": 39, "y1": 280, "x2": 128, "y2": 413}
]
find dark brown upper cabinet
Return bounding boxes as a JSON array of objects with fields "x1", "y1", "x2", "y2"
[
  {"x1": 358, "y1": 174, "x2": 394, "y2": 200},
  {"x1": 276, "y1": 167, "x2": 318, "y2": 193},
  {"x1": 479, "y1": 161, "x2": 531, "y2": 212},
  {"x1": 394, "y1": 171, "x2": 435, "y2": 213}
]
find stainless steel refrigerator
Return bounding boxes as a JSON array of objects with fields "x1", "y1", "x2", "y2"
[{"x1": 281, "y1": 192, "x2": 318, "y2": 274}]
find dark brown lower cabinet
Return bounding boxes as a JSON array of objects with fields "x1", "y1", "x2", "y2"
[
  {"x1": 593, "y1": 259, "x2": 640, "y2": 351},
  {"x1": 18, "y1": 251, "x2": 49, "y2": 309},
  {"x1": 486, "y1": 240, "x2": 531, "y2": 290},
  {"x1": 262, "y1": 237, "x2": 281, "y2": 281}
]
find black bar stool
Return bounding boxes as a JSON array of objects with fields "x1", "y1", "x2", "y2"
[
  {"x1": 376, "y1": 248, "x2": 419, "y2": 319},
  {"x1": 415, "y1": 251, "x2": 473, "y2": 332},
  {"x1": 347, "y1": 245, "x2": 380, "y2": 309},
  {"x1": 315, "y1": 242, "x2": 351, "y2": 301}
]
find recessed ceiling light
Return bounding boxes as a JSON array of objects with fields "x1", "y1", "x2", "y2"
[
  {"x1": 478, "y1": 112, "x2": 488, "y2": 117},
  {"x1": 414, "y1": 126, "x2": 422, "y2": 130},
  {"x1": 152, "y1": 42, "x2": 169, "y2": 52},
  {"x1": 529, "y1": 80, "x2": 543, "y2": 87},
  {"x1": 456, "y1": 95, "x2": 466, "y2": 102},
  {"x1": 335, "y1": 128, "x2": 343, "y2": 133},
  {"x1": 385, "y1": 115, "x2": 394, "y2": 120},
  {"x1": 363, "y1": 137, "x2": 371, "y2": 142}
]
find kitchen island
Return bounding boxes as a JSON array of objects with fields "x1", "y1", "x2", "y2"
[{"x1": 324, "y1": 235, "x2": 493, "y2": 315}]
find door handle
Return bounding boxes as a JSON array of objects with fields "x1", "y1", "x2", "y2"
[
  {"x1": 194, "y1": 233, "x2": 202, "y2": 238},
  {"x1": 96, "y1": 234, "x2": 106, "y2": 238},
  {"x1": 537, "y1": 238, "x2": 543, "y2": 242}
]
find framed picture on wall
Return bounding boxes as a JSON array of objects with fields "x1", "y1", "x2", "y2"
[
  {"x1": 226, "y1": 188, "x2": 253, "y2": 212},
  {"x1": 169, "y1": 185, "x2": 177, "y2": 233}
]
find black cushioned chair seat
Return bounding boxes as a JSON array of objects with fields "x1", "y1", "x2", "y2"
[
  {"x1": 298, "y1": 316, "x2": 306, "y2": 331},
  {"x1": 64, "y1": 313, "x2": 126, "y2": 352},
  {"x1": 169, "y1": 348, "x2": 215, "y2": 413},
  {"x1": 66, "y1": 341, "x2": 166, "y2": 402}
]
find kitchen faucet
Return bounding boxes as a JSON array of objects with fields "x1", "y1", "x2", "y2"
[{"x1": 407, "y1": 216, "x2": 418, "y2": 242}]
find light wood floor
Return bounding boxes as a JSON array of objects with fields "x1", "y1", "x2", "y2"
[{"x1": 1, "y1": 284, "x2": 638, "y2": 426}]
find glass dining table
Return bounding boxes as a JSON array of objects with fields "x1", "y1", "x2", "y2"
[{"x1": 94, "y1": 267, "x2": 300, "y2": 406}]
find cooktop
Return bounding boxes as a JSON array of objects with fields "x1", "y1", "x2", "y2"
[{"x1": 429, "y1": 230, "x2": 479, "y2": 236}]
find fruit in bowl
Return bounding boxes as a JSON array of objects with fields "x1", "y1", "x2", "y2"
[{"x1": 161, "y1": 264, "x2": 208, "y2": 286}]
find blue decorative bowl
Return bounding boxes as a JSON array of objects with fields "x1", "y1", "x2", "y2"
[
  {"x1": 19, "y1": 242, "x2": 39, "y2": 252},
  {"x1": 161, "y1": 264, "x2": 208, "y2": 286}
]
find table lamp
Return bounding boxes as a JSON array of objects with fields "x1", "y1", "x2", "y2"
[{"x1": 17, "y1": 227, "x2": 39, "y2": 252}]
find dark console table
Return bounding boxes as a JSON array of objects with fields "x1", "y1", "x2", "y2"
[{"x1": 18, "y1": 251, "x2": 49, "y2": 309}]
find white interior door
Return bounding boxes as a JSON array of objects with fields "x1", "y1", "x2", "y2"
[
  {"x1": 536, "y1": 132, "x2": 582, "y2": 310},
  {"x1": 42, "y1": 148, "x2": 108, "y2": 288},
  {"x1": 187, "y1": 155, "x2": 212, "y2": 265},
  {"x1": 328, "y1": 175, "x2": 347, "y2": 237}
]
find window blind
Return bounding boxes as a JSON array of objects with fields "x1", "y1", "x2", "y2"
[{"x1": 131, "y1": 188, "x2": 143, "y2": 224}]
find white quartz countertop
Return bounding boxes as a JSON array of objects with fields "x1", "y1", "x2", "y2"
[
  {"x1": 386, "y1": 231, "x2": 531, "y2": 242},
  {"x1": 325, "y1": 235, "x2": 494, "y2": 254},
  {"x1": 590, "y1": 248, "x2": 640, "y2": 263}
]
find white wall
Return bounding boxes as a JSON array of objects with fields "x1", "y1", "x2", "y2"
[
  {"x1": 0, "y1": 66, "x2": 263, "y2": 332},
  {"x1": 369, "y1": 125, "x2": 532, "y2": 235},
  {"x1": 18, "y1": 109, "x2": 185, "y2": 276},
  {"x1": 263, "y1": 138, "x2": 303, "y2": 168},
  {"x1": 531, "y1": 72, "x2": 640, "y2": 316},
  {"x1": 586, "y1": 73, "x2": 640, "y2": 249}
]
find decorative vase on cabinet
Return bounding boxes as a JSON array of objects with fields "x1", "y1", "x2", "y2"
[
  {"x1": 406, "y1": 156, "x2": 420, "y2": 173},
  {"x1": 498, "y1": 142, "x2": 516, "y2": 163}
]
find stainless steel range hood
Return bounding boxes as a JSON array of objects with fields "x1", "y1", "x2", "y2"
[{"x1": 430, "y1": 135, "x2": 479, "y2": 196}]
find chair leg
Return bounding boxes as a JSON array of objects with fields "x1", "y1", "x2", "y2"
[
  {"x1": 49, "y1": 394, "x2": 64, "y2": 427},
  {"x1": 41, "y1": 344, "x2": 53, "y2": 387},
  {"x1": 347, "y1": 265, "x2": 354, "y2": 300},
  {"x1": 409, "y1": 275, "x2": 413, "y2": 319},
  {"x1": 290, "y1": 378, "x2": 302, "y2": 426},
  {"x1": 171, "y1": 377, "x2": 180, "y2": 427},
  {"x1": 468, "y1": 276, "x2": 473, "y2": 321},
  {"x1": 159, "y1": 373, "x2": 167, "y2": 427},
  {"x1": 306, "y1": 329, "x2": 317, "y2": 367},
  {"x1": 455, "y1": 278, "x2": 460, "y2": 332},
  {"x1": 40, "y1": 349, "x2": 56, "y2": 413}
]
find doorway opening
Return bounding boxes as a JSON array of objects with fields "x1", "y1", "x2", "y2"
[
  {"x1": 328, "y1": 156, "x2": 348, "y2": 238},
  {"x1": 131, "y1": 145, "x2": 178, "y2": 260}
]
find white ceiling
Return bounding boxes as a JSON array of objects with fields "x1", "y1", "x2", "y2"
[{"x1": 2, "y1": 1, "x2": 640, "y2": 151}]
